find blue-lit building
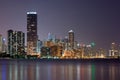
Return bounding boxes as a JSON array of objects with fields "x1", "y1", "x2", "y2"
[
  {"x1": 47, "y1": 33, "x2": 56, "y2": 42},
  {"x1": 36, "y1": 40, "x2": 42, "y2": 54}
]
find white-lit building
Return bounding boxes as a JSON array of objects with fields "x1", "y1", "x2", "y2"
[{"x1": 109, "y1": 42, "x2": 119, "y2": 56}]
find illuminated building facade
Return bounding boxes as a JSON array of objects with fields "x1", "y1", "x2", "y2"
[
  {"x1": 2, "y1": 38, "x2": 6, "y2": 52},
  {"x1": 27, "y1": 12, "x2": 38, "y2": 55},
  {"x1": 36, "y1": 40, "x2": 42, "y2": 54},
  {"x1": 8, "y1": 30, "x2": 13, "y2": 55},
  {"x1": 63, "y1": 36, "x2": 69, "y2": 50},
  {"x1": 68, "y1": 30, "x2": 74, "y2": 49},
  {"x1": 109, "y1": 42, "x2": 118, "y2": 56},
  {"x1": 41, "y1": 47, "x2": 50, "y2": 57},
  {"x1": 8, "y1": 30, "x2": 25, "y2": 56},
  {"x1": 0, "y1": 35, "x2": 6, "y2": 53}
]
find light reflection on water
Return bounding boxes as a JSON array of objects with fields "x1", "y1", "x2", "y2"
[{"x1": 0, "y1": 60, "x2": 120, "y2": 80}]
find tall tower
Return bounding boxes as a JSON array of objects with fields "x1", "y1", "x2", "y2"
[
  {"x1": 68, "y1": 30, "x2": 74, "y2": 49},
  {"x1": 2, "y1": 38, "x2": 6, "y2": 52},
  {"x1": 14, "y1": 31, "x2": 25, "y2": 55},
  {"x1": 27, "y1": 12, "x2": 38, "y2": 55},
  {"x1": 8, "y1": 30, "x2": 14, "y2": 55},
  {"x1": 8, "y1": 30, "x2": 25, "y2": 56}
]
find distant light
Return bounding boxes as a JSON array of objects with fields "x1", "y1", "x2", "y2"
[
  {"x1": 83, "y1": 44, "x2": 86, "y2": 47},
  {"x1": 112, "y1": 42, "x2": 115, "y2": 45},
  {"x1": 65, "y1": 36, "x2": 68, "y2": 39},
  {"x1": 86, "y1": 45, "x2": 91, "y2": 48},
  {"x1": 77, "y1": 43, "x2": 80, "y2": 47},
  {"x1": 91, "y1": 42, "x2": 95, "y2": 47},
  {"x1": 3, "y1": 38, "x2": 5, "y2": 41},
  {"x1": 27, "y1": 12, "x2": 37, "y2": 14}
]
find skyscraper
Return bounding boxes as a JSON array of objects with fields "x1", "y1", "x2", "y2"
[
  {"x1": 36, "y1": 40, "x2": 42, "y2": 54},
  {"x1": 2, "y1": 38, "x2": 6, "y2": 52},
  {"x1": 68, "y1": 30, "x2": 74, "y2": 49},
  {"x1": 8, "y1": 30, "x2": 14, "y2": 55},
  {"x1": 8, "y1": 30, "x2": 25, "y2": 56},
  {"x1": 63, "y1": 36, "x2": 69, "y2": 50},
  {"x1": 27, "y1": 12, "x2": 38, "y2": 55}
]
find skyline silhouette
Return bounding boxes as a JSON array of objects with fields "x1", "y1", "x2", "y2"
[{"x1": 0, "y1": 0, "x2": 120, "y2": 49}]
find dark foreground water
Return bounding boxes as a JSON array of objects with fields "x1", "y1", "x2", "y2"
[{"x1": 0, "y1": 59, "x2": 120, "y2": 80}]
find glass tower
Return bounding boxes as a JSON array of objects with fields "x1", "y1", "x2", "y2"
[
  {"x1": 68, "y1": 30, "x2": 74, "y2": 49},
  {"x1": 27, "y1": 12, "x2": 38, "y2": 55}
]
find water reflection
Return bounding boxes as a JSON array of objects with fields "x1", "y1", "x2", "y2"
[
  {"x1": 0, "y1": 60, "x2": 120, "y2": 80},
  {"x1": 2, "y1": 64, "x2": 6, "y2": 80}
]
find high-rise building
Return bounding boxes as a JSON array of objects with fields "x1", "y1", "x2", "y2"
[
  {"x1": 48, "y1": 33, "x2": 52, "y2": 41},
  {"x1": 0, "y1": 35, "x2": 6, "y2": 53},
  {"x1": 8, "y1": 30, "x2": 25, "y2": 56},
  {"x1": 2, "y1": 38, "x2": 6, "y2": 52},
  {"x1": 47, "y1": 33, "x2": 56, "y2": 43},
  {"x1": 8, "y1": 30, "x2": 13, "y2": 55},
  {"x1": 109, "y1": 42, "x2": 118, "y2": 56},
  {"x1": 68, "y1": 30, "x2": 74, "y2": 49},
  {"x1": 36, "y1": 40, "x2": 42, "y2": 54},
  {"x1": 63, "y1": 36, "x2": 69, "y2": 50},
  {"x1": 27, "y1": 12, "x2": 38, "y2": 55}
]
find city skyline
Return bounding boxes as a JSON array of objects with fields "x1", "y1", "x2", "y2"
[{"x1": 0, "y1": 0, "x2": 120, "y2": 49}]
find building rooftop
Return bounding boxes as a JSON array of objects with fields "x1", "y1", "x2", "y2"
[
  {"x1": 69, "y1": 30, "x2": 74, "y2": 33},
  {"x1": 27, "y1": 12, "x2": 37, "y2": 14}
]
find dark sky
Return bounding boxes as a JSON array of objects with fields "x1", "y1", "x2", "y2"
[{"x1": 0, "y1": 0, "x2": 120, "y2": 49}]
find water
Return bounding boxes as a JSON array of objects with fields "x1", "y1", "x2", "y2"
[{"x1": 0, "y1": 59, "x2": 120, "y2": 80}]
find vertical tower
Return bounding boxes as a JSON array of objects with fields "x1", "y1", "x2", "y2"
[
  {"x1": 14, "y1": 31, "x2": 25, "y2": 55},
  {"x1": 27, "y1": 12, "x2": 38, "y2": 55},
  {"x1": 36, "y1": 40, "x2": 42, "y2": 54},
  {"x1": 68, "y1": 30, "x2": 74, "y2": 49},
  {"x1": 2, "y1": 38, "x2": 6, "y2": 52},
  {"x1": 64, "y1": 36, "x2": 69, "y2": 50},
  {"x1": 8, "y1": 30, "x2": 14, "y2": 55},
  {"x1": 8, "y1": 30, "x2": 25, "y2": 56}
]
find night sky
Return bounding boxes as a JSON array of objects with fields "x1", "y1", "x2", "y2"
[{"x1": 0, "y1": 0, "x2": 120, "y2": 49}]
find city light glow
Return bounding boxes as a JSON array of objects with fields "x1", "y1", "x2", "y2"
[{"x1": 27, "y1": 12, "x2": 37, "y2": 14}]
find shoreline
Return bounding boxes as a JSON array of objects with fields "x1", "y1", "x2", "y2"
[{"x1": 0, "y1": 58, "x2": 120, "y2": 63}]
